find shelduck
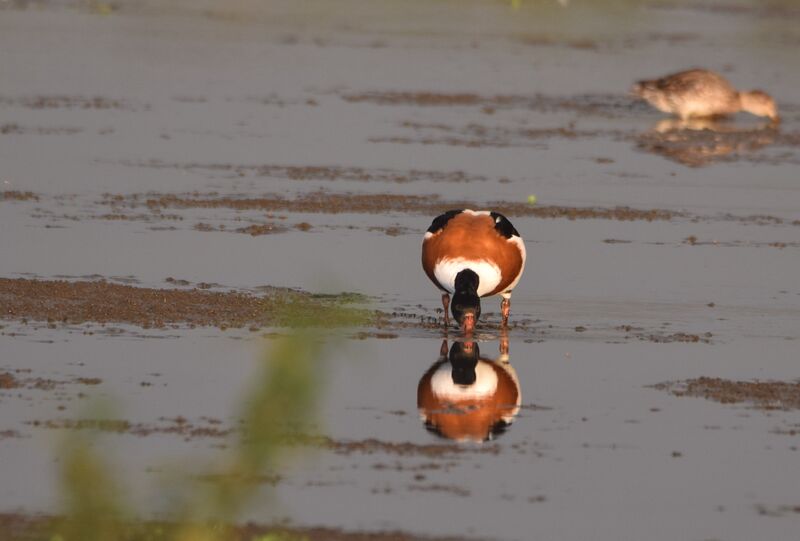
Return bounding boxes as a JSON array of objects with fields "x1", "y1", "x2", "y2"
[{"x1": 421, "y1": 209, "x2": 526, "y2": 333}]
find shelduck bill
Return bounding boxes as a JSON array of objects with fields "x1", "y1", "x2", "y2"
[
  {"x1": 632, "y1": 68, "x2": 779, "y2": 122},
  {"x1": 421, "y1": 209, "x2": 526, "y2": 333}
]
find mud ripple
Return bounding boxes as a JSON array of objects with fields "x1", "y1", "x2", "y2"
[
  {"x1": 649, "y1": 1, "x2": 800, "y2": 20},
  {"x1": 25, "y1": 416, "x2": 498, "y2": 457},
  {"x1": 651, "y1": 377, "x2": 800, "y2": 410},
  {"x1": 1, "y1": 191, "x2": 39, "y2": 202},
  {"x1": 371, "y1": 121, "x2": 617, "y2": 148},
  {"x1": 0, "y1": 513, "x2": 476, "y2": 541},
  {"x1": 0, "y1": 95, "x2": 144, "y2": 111},
  {"x1": 0, "y1": 124, "x2": 82, "y2": 135},
  {"x1": 281, "y1": 434, "x2": 500, "y2": 457},
  {"x1": 342, "y1": 91, "x2": 647, "y2": 117},
  {"x1": 129, "y1": 191, "x2": 682, "y2": 222},
  {"x1": 11, "y1": 190, "x2": 798, "y2": 229},
  {"x1": 0, "y1": 371, "x2": 101, "y2": 391},
  {"x1": 26, "y1": 417, "x2": 231, "y2": 440},
  {"x1": 119, "y1": 160, "x2": 488, "y2": 183}
]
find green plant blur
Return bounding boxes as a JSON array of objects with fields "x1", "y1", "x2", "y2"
[{"x1": 46, "y1": 298, "x2": 356, "y2": 541}]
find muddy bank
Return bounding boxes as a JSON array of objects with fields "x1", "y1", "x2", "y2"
[
  {"x1": 0, "y1": 513, "x2": 478, "y2": 541},
  {"x1": 755, "y1": 504, "x2": 800, "y2": 518},
  {"x1": 369, "y1": 122, "x2": 618, "y2": 149},
  {"x1": 193, "y1": 221, "x2": 291, "y2": 236},
  {"x1": 1, "y1": 191, "x2": 39, "y2": 202},
  {"x1": 26, "y1": 417, "x2": 231, "y2": 440},
  {"x1": 0, "y1": 94, "x2": 144, "y2": 111},
  {"x1": 24, "y1": 415, "x2": 499, "y2": 457},
  {"x1": 633, "y1": 331, "x2": 712, "y2": 344},
  {"x1": 341, "y1": 91, "x2": 647, "y2": 118},
  {"x1": 650, "y1": 1, "x2": 800, "y2": 19},
  {"x1": 10, "y1": 191, "x2": 799, "y2": 231},
  {"x1": 88, "y1": 191, "x2": 800, "y2": 226},
  {"x1": 682, "y1": 236, "x2": 800, "y2": 249},
  {"x1": 0, "y1": 371, "x2": 101, "y2": 391},
  {"x1": 652, "y1": 377, "x2": 800, "y2": 410},
  {"x1": 128, "y1": 192, "x2": 682, "y2": 222},
  {"x1": 12, "y1": 191, "x2": 687, "y2": 235},
  {"x1": 0, "y1": 278, "x2": 371, "y2": 330},
  {"x1": 0, "y1": 278, "x2": 722, "y2": 344},
  {"x1": 0, "y1": 124, "x2": 82, "y2": 136},
  {"x1": 312, "y1": 435, "x2": 499, "y2": 458},
  {"x1": 121, "y1": 161, "x2": 489, "y2": 184}
]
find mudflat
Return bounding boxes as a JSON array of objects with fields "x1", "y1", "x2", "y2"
[{"x1": 1, "y1": 1, "x2": 799, "y2": 540}]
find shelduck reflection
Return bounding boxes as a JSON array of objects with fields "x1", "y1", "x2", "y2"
[{"x1": 417, "y1": 336, "x2": 520, "y2": 443}]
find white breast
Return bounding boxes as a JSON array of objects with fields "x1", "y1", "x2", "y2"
[
  {"x1": 430, "y1": 361, "x2": 498, "y2": 400},
  {"x1": 433, "y1": 258, "x2": 502, "y2": 297}
]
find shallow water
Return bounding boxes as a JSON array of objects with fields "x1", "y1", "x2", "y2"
[{"x1": 1, "y1": 1, "x2": 800, "y2": 540}]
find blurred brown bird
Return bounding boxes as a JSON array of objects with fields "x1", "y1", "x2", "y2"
[{"x1": 632, "y1": 69, "x2": 779, "y2": 122}]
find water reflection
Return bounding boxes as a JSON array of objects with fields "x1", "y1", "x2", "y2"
[
  {"x1": 635, "y1": 118, "x2": 779, "y2": 167},
  {"x1": 417, "y1": 335, "x2": 520, "y2": 442}
]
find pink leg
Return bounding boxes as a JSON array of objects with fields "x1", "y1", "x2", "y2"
[
  {"x1": 501, "y1": 297, "x2": 511, "y2": 327},
  {"x1": 499, "y1": 332, "x2": 509, "y2": 355},
  {"x1": 442, "y1": 293, "x2": 451, "y2": 328}
]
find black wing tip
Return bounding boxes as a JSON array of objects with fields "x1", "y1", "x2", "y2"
[
  {"x1": 426, "y1": 209, "x2": 463, "y2": 234},
  {"x1": 490, "y1": 211, "x2": 520, "y2": 238}
]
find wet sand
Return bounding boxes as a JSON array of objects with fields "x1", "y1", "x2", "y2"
[
  {"x1": 0, "y1": 513, "x2": 475, "y2": 541},
  {"x1": 1, "y1": 1, "x2": 800, "y2": 540},
  {"x1": 0, "y1": 277, "x2": 729, "y2": 346},
  {"x1": 0, "y1": 277, "x2": 372, "y2": 330},
  {"x1": 10, "y1": 188, "x2": 800, "y2": 238},
  {"x1": 653, "y1": 377, "x2": 800, "y2": 410}
]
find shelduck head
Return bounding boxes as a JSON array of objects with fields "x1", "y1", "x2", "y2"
[
  {"x1": 451, "y1": 269, "x2": 481, "y2": 334},
  {"x1": 449, "y1": 340, "x2": 479, "y2": 385}
]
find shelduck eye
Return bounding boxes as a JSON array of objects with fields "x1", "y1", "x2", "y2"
[{"x1": 495, "y1": 217, "x2": 501, "y2": 223}]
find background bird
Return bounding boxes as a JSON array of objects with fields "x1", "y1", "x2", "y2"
[{"x1": 632, "y1": 68, "x2": 779, "y2": 121}]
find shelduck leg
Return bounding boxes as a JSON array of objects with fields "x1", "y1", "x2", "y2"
[
  {"x1": 500, "y1": 297, "x2": 511, "y2": 328},
  {"x1": 439, "y1": 339, "x2": 449, "y2": 358},
  {"x1": 499, "y1": 330, "x2": 509, "y2": 356},
  {"x1": 441, "y1": 293, "x2": 451, "y2": 328}
]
